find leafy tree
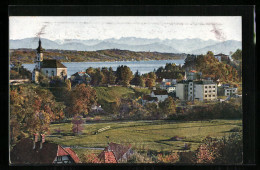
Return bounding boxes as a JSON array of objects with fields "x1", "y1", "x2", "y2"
[
  {"x1": 10, "y1": 84, "x2": 64, "y2": 144},
  {"x1": 71, "y1": 114, "x2": 84, "y2": 135},
  {"x1": 66, "y1": 84, "x2": 97, "y2": 117},
  {"x1": 231, "y1": 49, "x2": 242, "y2": 61},
  {"x1": 159, "y1": 96, "x2": 176, "y2": 117},
  {"x1": 116, "y1": 65, "x2": 133, "y2": 86}
]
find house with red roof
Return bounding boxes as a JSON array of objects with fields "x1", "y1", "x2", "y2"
[
  {"x1": 10, "y1": 138, "x2": 80, "y2": 164},
  {"x1": 98, "y1": 142, "x2": 133, "y2": 163}
]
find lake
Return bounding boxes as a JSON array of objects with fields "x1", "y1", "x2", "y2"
[{"x1": 23, "y1": 59, "x2": 185, "y2": 77}]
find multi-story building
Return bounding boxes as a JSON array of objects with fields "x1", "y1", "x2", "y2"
[{"x1": 176, "y1": 80, "x2": 217, "y2": 101}]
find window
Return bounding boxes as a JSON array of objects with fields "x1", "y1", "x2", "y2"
[
  {"x1": 227, "y1": 93, "x2": 229, "y2": 95},
  {"x1": 190, "y1": 92, "x2": 192, "y2": 94},
  {"x1": 52, "y1": 71, "x2": 54, "y2": 76},
  {"x1": 233, "y1": 90, "x2": 235, "y2": 92},
  {"x1": 205, "y1": 95, "x2": 207, "y2": 97},
  {"x1": 213, "y1": 95, "x2": 215, "y2": 97},
  {"x1": 209, "y1": 86, "x2": 211, "y2": 88},
  {"x1": 205, "y1": 86, "x2": 208, "y2": 88},
  {"x1": 190, "y1": 88, "x2": 192, "y2": 90},
  {"x1": 209, "y1": 95, "x2": 211, "y2": 97},
  {"x1": 209, "y1": 90, "x2": 211, "y2": 93},
  {"x1": 46, "y1": 70, "x2": 48, "y2": 74},
  {"x1": 205, "y1": 91, "x2": 207, "y2": 93},
  {"x1": 213, "y1": 90, "x2": 215, "y2": 92},
  {"x1": 57, "y1": 156, "x2": 62, "y2": 161},
  {"x1": 213, "y1": 86, "x2": 215, "y2": 88}
]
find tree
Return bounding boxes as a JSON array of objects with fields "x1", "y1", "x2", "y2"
[
  {"x1": 10, "y1": 84, "x2": 64, "y2": 144},
  {"x1": 159, "y1": 96, "x2": 176, "y2": 117},
  {"x1": 231, "y1": 49, "x2": 242, "y2": 61},
  {"x1": 116, "y1": 65, "x2": 133, "y2": 86},
  {"x1": 71, "y1": 114, "x2": 84, "y2": 135},
  {"x1": 66, "y1": 84, "x2": 97, "y2": 117}
]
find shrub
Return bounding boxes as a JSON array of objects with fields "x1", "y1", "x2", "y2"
[{"x1": 157, "y1": 152, "x2": 179, "y2": 163}]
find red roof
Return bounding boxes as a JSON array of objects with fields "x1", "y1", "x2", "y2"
[
  {"x1": 99, "y1": 151, "x2": 117, "y2": 163},
  {"x1": 64, "y1": 148, "x2": 81, "y2": 163},
  {"x1": 57, "y1": 145, "x2": 69, "y2": 156},
  {"x1": 190, "y1": 70, "x2": 197, "y2": 73}
]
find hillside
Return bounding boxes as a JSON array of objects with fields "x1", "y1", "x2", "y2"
[{"x1": 9, "y1": 49, "x2": 186, "y2": 64}]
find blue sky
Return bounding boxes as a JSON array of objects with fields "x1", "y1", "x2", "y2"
[{"x1": 9, "y1": 16, "x2": 241, "y2": 41}]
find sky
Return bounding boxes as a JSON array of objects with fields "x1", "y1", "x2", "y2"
[{"x1": 9, "y1": 16, "x2": 241, "y2": 41}]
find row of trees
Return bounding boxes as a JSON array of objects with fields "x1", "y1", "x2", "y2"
[{"x1": 86, "y1": 66, "x2": 157, "y2": 88}]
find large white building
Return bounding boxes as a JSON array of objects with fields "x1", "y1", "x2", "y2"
[
  {"x1": 176, "y1": 80, "x2": 217, "y2": 101},
  {"x1": 32, "y1": 39, "x2": 67, "y2": 83}
]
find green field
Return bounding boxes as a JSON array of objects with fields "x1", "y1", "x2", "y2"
[{"x1": 48, "y1": 119, "x2": 242, "y2": 157}]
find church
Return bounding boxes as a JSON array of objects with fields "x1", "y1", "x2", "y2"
[{"x1": 32, "y1": 39, "x2": 67, "y2": 83}]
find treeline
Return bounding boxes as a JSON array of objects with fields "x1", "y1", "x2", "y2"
[{"x1": 10, "y1": 48, "x2": 186, "y2": 64}]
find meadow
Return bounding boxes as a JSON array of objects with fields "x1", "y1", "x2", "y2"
[{"x1": 47, "y1": 119, "x2": 242, "y2": 159}]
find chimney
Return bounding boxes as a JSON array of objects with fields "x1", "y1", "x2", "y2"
[
  {"x1": 40, "y1": 134, "x2": 45, "y2": 149},
  {"x1": 33, "y1": 133, "x2": 38, "y2": 149}
]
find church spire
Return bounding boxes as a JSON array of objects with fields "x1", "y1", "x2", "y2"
[{"x1": 36, "y1": 38, "x2": 44, "y2": 53}]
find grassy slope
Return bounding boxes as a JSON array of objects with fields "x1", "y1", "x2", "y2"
[
  {"x1": 48, "y1": 119, "x2": 242, "y2": 158},
  {"x1": 93, "y1": 86, "x2": 150, "y2": 113}
]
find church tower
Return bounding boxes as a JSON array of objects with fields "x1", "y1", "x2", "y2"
[
  {"x1": 35, "y1": 38, "x2": 44, "y2": 69},
  {"x1": 32, "y1": 38, "x2": 45, "y2": 83}
]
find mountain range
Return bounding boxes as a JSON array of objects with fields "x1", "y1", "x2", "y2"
[{"x1": 9, "y1": 37, "x2": 241, "y2": 55}]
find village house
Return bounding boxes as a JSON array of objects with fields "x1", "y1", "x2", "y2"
[
  {"x1": 98, "y1": 143, "x2": 133, "y2": 163},
  {"x1": 70, "y1": 71, "x2": 91, "y2": 85},
  {"x1": 176, "y1": 80, "x2": 217, "y2": 102},
  {"x1": 90, "y1": 104, "x2": 104, "y2": 114},
  {"x1": 150, "y1": 89, "x2": 168, "y2": 102},
  {"x1": 142, "y1": 95, "x2": 158, "y2": 106},
  {"x1": 214, "y1": 53, "x2": 229, "y2": 62},
  {"x1": 218, "y1": 86, "x2": 238, "y2": 97},
  {"x1": 32, "y1": 39, "x2": 67, "y2": 83},
  {"x1": 10, "y1": 137, "x2": 80, "y2": 164}
]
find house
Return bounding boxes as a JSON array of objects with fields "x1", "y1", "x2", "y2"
[
  {"x1": 70, "y1": 71, "x2": 90, "y2": 85},
  {"x1": 90, "y1": 104, "x2": 104, "y2": 113},
  {"x1": 32, "y1": 39, "x2": 67, "y2": 83},
  {"x1": 214, "y1": 53, "x2": 229, "y2": 62},
  {"x1": 176, "y1": 80, "x2": 217, "y2": 102},
  {"x1": 166, "y1": 85, "x2": 176, "y2": 93},
  {"x1": 98, "y1": 143, "x2": 133, "y2": 163},
  {"x1": 160, "y1": 78, "x2": 177, "y2": 89},
  {"x1": 142, "y1": 95, "x2": 158, "y2": 105},
  {"x1": 10, "y1": 137, "x2": 80, "y2": 164},
  {"x1": 150, "y1": 90, "x2": 168, "y2": 102}
]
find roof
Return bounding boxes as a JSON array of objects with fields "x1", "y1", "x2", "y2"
[
  {"x1": 194, "y1": 80, "x2": 216, "y2": 85},
  {"x1": 41, "y1": 59, "x2": 67, "y2": 68},
  {"x1": 189, "y1": 70, "x2": 197, "y2": 73},
  {"x1": 64, "y1": 148, "x2": 81, "y2": 163},
  {"x1": 143, "y1": 95, "x2": 158, "y2": 101},
  {"x1": 98, "y1": 151, "x2": 117, "y2": 163},
  {"x1": 102, "y1": 143, "x2": 131, "y2": 161},
  {"x1": 152, "y1": 90, "x2": 168, "y2": 95},
  {"x1": 10, "y1": 138, "x2": 80, "y2": 164}
]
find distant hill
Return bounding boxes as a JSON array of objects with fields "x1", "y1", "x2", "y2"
[
  {"x1": 189, "y1": 40, "x2": 242, "y2": 55},
  {"x1": 10, "y1": 37, "x2": 241, "y2": 55}
]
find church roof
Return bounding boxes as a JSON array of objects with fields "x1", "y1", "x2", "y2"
[{"x1": 41, "y1": 59, "x2": 67, "y2": 68}]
